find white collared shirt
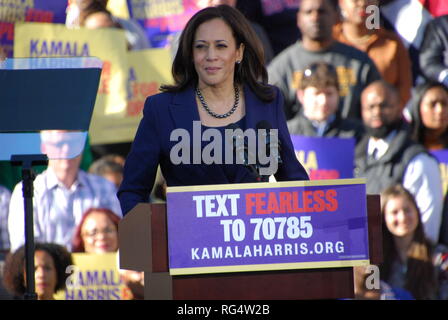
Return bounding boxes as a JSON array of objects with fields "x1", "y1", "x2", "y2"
[
  {"x1": 367, "y1": 131, "x2": 397, "y2": 160},
  {"x1": 8, "y1": 168, "x2": 122, "y2": 252},
  {"x1": 367, "y1": 133, "x2": 443, "y2": 244}
]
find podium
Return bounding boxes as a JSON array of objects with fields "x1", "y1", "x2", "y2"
[{"x1": 118, "y1": 194, "x2": 382, "y2": 300}]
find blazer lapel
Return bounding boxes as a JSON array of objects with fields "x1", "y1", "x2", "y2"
[
  {"x1": 243, "y1": 85, "x2": 273, "y2": 130},
  {"x1": 243, "y1": 85, "x2": 258, "y2": 130},
  {"x1": 168, "y1": 86, "x2": 200, "y2": 131}
]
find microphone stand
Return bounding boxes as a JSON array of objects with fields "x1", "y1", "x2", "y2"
[{"x1": 11, "y1": 154, "x2": 48, "y2": 300}]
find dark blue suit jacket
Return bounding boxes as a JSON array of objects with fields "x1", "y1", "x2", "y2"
[{"x1": 118, "y1": 85, "x2": 309, "y2": 215}]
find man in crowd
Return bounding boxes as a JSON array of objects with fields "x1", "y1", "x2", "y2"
[
  {"x1": 419, "y1": 14, "x2": 448, "y2": 86},
  {"x1": 8, "y1": 131, "x2": 121, "y2": 252},
  {"x1": 268, "y1": 0, "x2": 381, "y2": 120},
  {"x1": 355, "y1": 81, "x2": 443, "y2": 244},
  {"x1": 287, "y1": 61, "x2": 365, "y2": 143}
]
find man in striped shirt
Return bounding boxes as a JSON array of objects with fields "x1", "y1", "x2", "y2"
[{"x1": 8, "y1": 132, "x2": 122, "y2": 252}]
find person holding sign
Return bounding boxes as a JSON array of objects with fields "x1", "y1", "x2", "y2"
[
  {"x1": 72, "y1": 208, "x2": 120, "y2": 254},
  {"x1": 118, "y1": 5, "x2": 309, "y2": 215},
  {"x1": 71, "y1": 208, "x2": 144, "y2": 299},
  {"x1": 287, "y1": 61, "x2": 364, "y2": 143}
]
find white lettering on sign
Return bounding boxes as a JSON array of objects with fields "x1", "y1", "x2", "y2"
[{"x1": 193, "y1": 194, "x2": 240, "y2": 218}]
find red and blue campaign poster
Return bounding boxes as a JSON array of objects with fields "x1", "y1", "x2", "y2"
[
  {"x1": 290, "y1": 135, "x2": 355, "y2": 180},
  {"x1": 0, "y1": 0, "x2": 68, "y2": 58},
  {"x1": 126, "y1": 0, "x2": 202, "y2": 48},
  {"x1": 166, "y1": 179, "x2": 369, "y2": 275}
]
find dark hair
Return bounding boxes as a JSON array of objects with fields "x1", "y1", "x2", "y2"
[
  {"x1": 89, "y1": 154, "x2": 124, "y2": 176},
  {"x1": 410, "y1": 81, "x2": 448, "y2": 146},
  {"x1": 160, "y1": 5, "x2": 274, "y2": 102},
  {"x1": 380, "y1": 184, "x2": 437, "y2": 299},
  {"x1": 3, "y1": 243, "x2": 73, "y2": 297},
  {"x1": 299, "y1": 0, "x2": 339, "y2": 12},
  {"x1": 78, "y1": 0, "x2": 120, "y2": 28},
  {"x1": 299, "y1": 61, "x2": 339, "y2": 92},
  {"x1": 72, "y1": 207, "x2": 121, "y2": 253}
]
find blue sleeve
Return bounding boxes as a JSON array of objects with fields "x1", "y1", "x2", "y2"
[
  {"x1": 392, "y1": 287, "x2": 415, "y2": 300},
  {"x1": 117, "y1": 95, "x2": 162, "y2": 215},
  {"x1": 273, "y1": 87, "x2": 309, "y2": 181}
]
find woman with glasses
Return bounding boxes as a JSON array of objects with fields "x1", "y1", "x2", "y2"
[
  {"x1": 71, "y1": 208, "x2": 144, "y2": 299},
  {"x1": 72, "y1": 208, "x2": 120, "y2": 254}
]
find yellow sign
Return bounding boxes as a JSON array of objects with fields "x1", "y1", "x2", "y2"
[
  {"x1": 55, "y1": 252, "x2": 131, "y2": 300},
  {"x1": 107, "y1": 0, "x2": 130, "y2": 19},
  {"x1": 14, "y1": 22, "x2": 173, "y2": 145},
  {"x1": 14, "y1": 22, "x2": 129, "y2": 145},
  {"x1": 123, "y1": 48, "x2": 173, "y2": 141}
]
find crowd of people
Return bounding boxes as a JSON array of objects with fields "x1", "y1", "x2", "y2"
[{"x1": 1, "y1": 0, "x2": 448, "y2": 300}]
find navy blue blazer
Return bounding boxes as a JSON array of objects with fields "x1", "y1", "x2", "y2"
[{"x1": 118, "y1": 85, "x2": 309, "y2": 215}]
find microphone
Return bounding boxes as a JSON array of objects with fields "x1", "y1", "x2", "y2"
[
  {"x1": 256, "y1": 120, "x2": 282, "y2": 179},
  {"x1": 225, "y1": 123, "x2": 262, "y2": 182}
]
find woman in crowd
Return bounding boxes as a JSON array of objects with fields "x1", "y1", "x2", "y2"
[
  {"x1": 72, "y1": 208, "x2": 120, "y2": 253},
  {"x1": 409, "y1": 81, "x2": 448, "y2": 151},
  {"x1": 71, "y1": 208, "x2": 144, "y2": 299},
  {"x1": 118, "y1": 5, "x2": 309, "y2": 215},
  {"x1": 2, "y1": 243, "x2": 72, "y2": 300},
  {"x1": 408, "y1": 82, "x2": 448, "y2": 246},
  {"x1": 334, "y1": 0, "x2": 412, "y2": 109},
  {"x1": 380, "y1": 184, "x2": 448, "y2": 299}
]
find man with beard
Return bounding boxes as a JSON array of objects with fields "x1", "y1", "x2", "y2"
[
  {"x1": 355, "y1": 80, "x2": 443, "y2": 244},
  {"x1": 267, "y1": 0, "x2": 381, "y2": 120}
]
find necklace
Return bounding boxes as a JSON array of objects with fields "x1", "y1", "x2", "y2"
[{"x1": 196, "y1": 85, "x2": 239, "y2": 119}]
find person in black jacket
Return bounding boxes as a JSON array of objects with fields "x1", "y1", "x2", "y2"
[
  {"x1": 287, "y1": 61, "x2": 364, "y2": 143},
  {"x1": 419, "y1": 15, "x2": 448, "y2": 86},
  {"x1": 355, "y1": 80, "x2": 443, "y2": 244}
]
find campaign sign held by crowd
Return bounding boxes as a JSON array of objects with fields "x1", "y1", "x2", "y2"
[
  {"x1": 166, "y1": 179, "x2": 369, "y2": 275},
  {"x1": 290, "y1": 136, "x2": 355, "y2": 180}
]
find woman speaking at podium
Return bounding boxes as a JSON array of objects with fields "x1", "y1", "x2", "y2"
[{"x1": 117, "y1": 5, "x2": 309, "y2": 215}]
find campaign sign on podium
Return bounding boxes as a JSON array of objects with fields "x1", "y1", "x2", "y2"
[{"x1": 166, "y1": 179, "x2": 369, "y2": 276}]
